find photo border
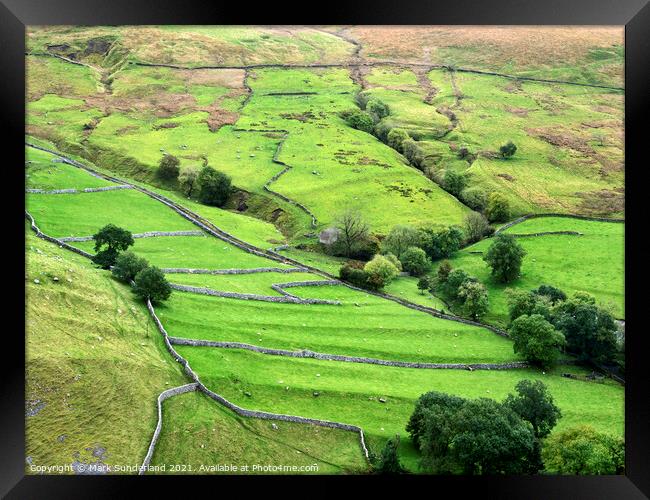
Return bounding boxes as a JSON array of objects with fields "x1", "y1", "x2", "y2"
[{"x1": 2, "y1": 0, "x2": 648, "y2": 497}]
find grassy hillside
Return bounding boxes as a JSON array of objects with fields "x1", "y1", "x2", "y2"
[{"x1": 25, "y1": 228, "x2": 187, "y2": 473}]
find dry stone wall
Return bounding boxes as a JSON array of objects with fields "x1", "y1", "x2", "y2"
[
  {"x1": 26, "y1": 185, "x2": 133, "y2": 194},
  {"x1": 161, "y1": 267, "x2": 307, "y2": 275},
  {"x1": 168, "y1": 283, "x2": 341, "y2": 305},
  {"x1": 59, "y1": 230, "x2": 205, "y2": 243}
]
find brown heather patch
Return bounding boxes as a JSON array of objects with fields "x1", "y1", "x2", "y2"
[
  {"x1": 497, "y1": 173, "x2": 516, "y2": 182},
  {"x1": 347, "y1": 26, "x2": 623, "y2": 69},
  {"x1": 176, "y1": 68, "x2": 246, "y2": 88},
  {"x1": 526, "y1": 127, "x2": 594, "y2": 155},
  {"x1": 575, "y1": 188, "x2": 624, "y2": 215},
  {"x1": 205, "y1": 110, "x2": 239, "y2": 132},
  {"x1": 505, "y1": 106, "x2": 532, "y2": 117}
]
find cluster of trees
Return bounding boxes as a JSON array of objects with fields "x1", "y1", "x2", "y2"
[
  {"x1": 403, "y1": 380, "x2": 559, "y2": 474},
  {"x1": 377, "y1": 380, "x2": 624, "y2": 475},
  {"x1": 506, "y1": 286, "x2": 620, "y2": 368},
  {"x1": 91, "y1": 224, "x2": 171, "y2": 304},
  {"x1": 339, "y1": 254, "x2": 401, "y2": 291},
  {"x1": 421, "y1": 261, "x2": 489, "y2": 320},
  {"x1": 157, "y1": 154, "x2": 232, "y2": 207}
]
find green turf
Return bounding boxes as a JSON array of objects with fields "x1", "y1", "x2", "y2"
[
  {"x1": 25, "y1": 147, "x2": 116, "y2": 190},
  {"x1": 156, "y1": 285, "x2": 520, "y2": 365},
  {"x1": 27, "y1": 189, "x2": 198, "y2": 238},
  {"x1": 174, "y1": 346, "x2": 624, "y2": 472},
  {"x1": 435, "y1": 217, "x2": 624, "y2": 326},
  {"x1": 150, "y1": 391, "x2": 368, "y2": 474}
]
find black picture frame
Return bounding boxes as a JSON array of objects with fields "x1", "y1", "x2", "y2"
[{"x1": 2, "y1": 1, "x2": 648, "y2": 497}]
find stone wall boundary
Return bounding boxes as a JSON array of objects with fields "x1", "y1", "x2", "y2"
[
  {"x1": 26, "y1": 185, "x2": 133, "y2": 194},
  {"x1": 25, "y1": 210, "x2": 95, "y2": 259},
  {"x1": 58, "y1": 230, "x2": 205, "y2": 243},
  {"x1": 168, "y1": 283, "x2": 341, "y2": 305},
  {"x1": 494, "y1": 213, "x2": 624, "y2": 235},
  {"x1": 168, "y1": 337, "x2": 530, "y2": 370},
  {"x1": 161, "y1": 267, "x2": 308, "y2": 275},
  {"x1": 139, "y1": 383, "x2": 199, "y2": 475}
]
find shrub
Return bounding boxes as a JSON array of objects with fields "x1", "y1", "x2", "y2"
[
  {"x1": 437, "y1": 260, "x2": 453, "y2": 283},
  {"x1": 542, "y1": 425, "x2": 624, "y2": 474},
  {"x1": 464, "y1": 212, "x2": 490, "y2": 244},
  {"x1": 375, "y1": 435, "x2": 405, "y2": 474},
  {"x1": 532, "y1": 284, "x2": 567, "y2": 304},
  {"x1": 483, "y1": 234, "x2": 526, "y2": 283},
  {"x1": 460, "y1": 186, "x2": 488, "y2": 211},
  {"x1": 178, "y1": 166, "x2": 200, "y2": 197},
  {"x1": 400, "y1": 246, "x2": 431, "y2": 276},
  {"x1": 402, "y1": 139, "x2": 425, "y2": 168},
  {"x1": 509, "y1": 314, "x2": 566, "y2": 368},
  {"x1": 387, "y1": 128, "x2": 410, "y2": 152},
  {"x1": 420, "y1": 226, "x2": 464, "y2": 260},
  {"x1": 499, "y1": 141, "x2": 517, "y2": 159},
  {"x1": 380, "y1": 225, "x2": 422, "y2": 259},
  {"x1": 133, "y1": 266, "x2": 172, "y2": 304},
  {"x1": 406, "y1": 391, "x2": 466, "y2": 450},
  {"x1": 457, "y1": 280, "x2": 489, "y2": 320},
  {"x1": 442, "y1": 268, "x2": 471, "y2": 299},
  {"x1": 367, "y1": 98, "x2": 390, "y2": 121},
  {"x1": 504, "y1": 380, "x2": 561, "y2": 439},
  {"x1": 442, "y1": 170, "x2": 467, "y2": 197},
  {"x1": 364, "y1": 254, "x2": 400, "y2": 288},
  {"x1": 341, "y1": 109, "x2": 374, "y2": 133},
  {"x1": 486, "y1": 192, "x2": 511, "y2": 222},
  {"x1": 111, "y1": 251, "x2": 149, "y2": 282},
  {"x1": 91, "y1": 224, "x2": 134, "y2": 269},
  {"x1": 383, "y1": 253, "x2": 402, "y2": 272},
  {"x1": 197, "y1": 166, "x2": 231, "y2": 207},
  {"x1": 157, "y1": 154, "x2": 181, "y2": 181},
  {"x1": 354, "y1": 92, "x2": 370, "y2": 109}
]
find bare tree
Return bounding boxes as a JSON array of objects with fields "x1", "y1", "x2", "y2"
[{"x1": 335, "y1": 209, "x2": 370, "y2": 257}]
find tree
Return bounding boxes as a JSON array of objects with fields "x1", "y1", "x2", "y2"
[
  {"x1": 387, "y1": 128, "x2": 410, "y2": 152},
  {"x1": 418, "y1": 397, "x2": 540, "y2": 474},
  {"x1": 486, "y1": 192, "x2": 511, "y2": 223},
  {"x1": 197, "y1": 166, "x2": 231, "y2": 207},
  {"x1": 157, "y1": 154, "x2": 180, "y2": 180},
  {"x1": 442, "y1": 268, "x2": 471, "y2": 299},
  {"x1": 506, "y1": 288, "x2": 552, "y2": 323},
  {"x1": 402, "y1": 139, "x2": 425, "y2": 168},
  {"x1": 457, "y1": 280, "x2": 489, "y2": 320},
  {"x1": 341, "y1": 109, "x2": 374, "y2": 133},
  {"x1": 509, "y1": 314, "x2": 566, "y2": 368},
  {"x1": 542, "y1": 425, "x2": 624, "y2": 474},
  {"x1": 418, "y1": 275, "x2": 433, "y2": 295},
  {"x1": 483, "y1": 234, "x2": 526, "y2": 283},
  {"x1": 381, "y1": 225, "x2": 422, "y2": 259},
  {"x1": 499, "y1": 141, "x2": 517, "y2": 159},
  {"x1": 420, "y1": 226, "x2": 464, "y2": 260},
  {"x1": 442, "y1": 170, "x2": 467, "y2": 197},
  {"x1": 406, "y1": 391, "x2": 466, "y2": 450},
  {"x1": 364, "y1": 254, "x2": 400, "y2": 289},
  {"x1": 464, "y1": 212, "x2": 490, "y2": 244},
  {"x1": 178, "y1": 166, "x2": 200, "y2": 197},
  {"x1": 91, "y1": 224, "x2": 134, "y2": 269},
  {"x1": 335, "y1": 209, "x2": 370, "y2": 258},
  {"x1": 375, "y1": 435, "x2": 405, "y2": 474},
  {"x1": 111, "y1": 251, "x2": 149, "y2": 283},
  {"x1": 551, "y1": 293, "x2": 618, "y2": 364},
  {"x1": 133, "y1": 266, "x2": 172, "y2": 303},
  {"x1": 339, "y1": 263, "x2": 372, "y2": 290},
  {"x1": 400, "y1": 246, "x2": 431, "y2": 276},
  {"x1": 383, "y1": 253, "x2": 402, "y2": 272},
  {"x1": 437, "y1": 260, "x2": 453, "y2": 283},
  {"x1": 504, "y1": 380, "x2": 561, "y2": 439}
]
